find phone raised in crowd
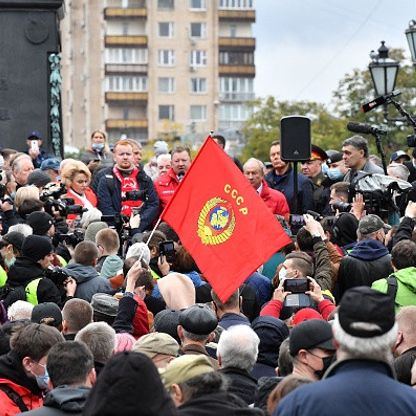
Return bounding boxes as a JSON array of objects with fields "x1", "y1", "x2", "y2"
[
  {"x1": 159, "y1": 240, "x2": 175, "y2": 263},
  {"x1": 283, "y1": 278, "x2": 309, "y2": 294},
  {"x1": 31, "y1": 140, "x2": 39, "y2": 152}
]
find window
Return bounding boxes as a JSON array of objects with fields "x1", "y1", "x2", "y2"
[
  {"x1": 219, "y1": 51, "x2": 254, "y2": 65},
  {"x1": 190, "y1": 77, "x2": 207, "y2": 93},
  {"x1": 105, "y1": 76, "x2": 147, "y2": 92},
  {"x1": 190, "y1": 0, "x2": 206, "y2": 9},
  {"x1": 158, "y1": 77, "x2": 175, "y2": 93},
  {"x1": 230, "y1": 24, "x2": 237, "y2": 37},
  {"x1": 219, "y1": 77, "x2": 254, "y2": 100},
  {"x1": 158, "y1": 49, "x2": 175, "y2": 66},
  {"x1": 190, "y1": 22, "x2": 207, "y2": 39},
  {"x1": 219, "y1": 103, "x2": 252, "y2": 121},
  {"x1": 190, "y1": 50, "x2": 207, "y2": 66},
  {"x1": 159, "y1": 105, "x2": 175, "y2": 121},
  {"x1": 190, "y1": 105, "x2": 207, "y2": 121},
  {"x1": 158, "y1": 0, "x2": 174, "y2": 9},
  {"x1": 158, "y1": 22, "x2": 174, "y2": 38},
  {"x1": 105, "y1": 48, "x2": 148, "y2": 64},
  {"x1": 219, "y1": 0, "x2": 253, "y2": 9}
]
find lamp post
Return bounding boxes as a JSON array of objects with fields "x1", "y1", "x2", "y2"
[{"x1": 405, "y1": 20, "x2": 416, "y2": 65}]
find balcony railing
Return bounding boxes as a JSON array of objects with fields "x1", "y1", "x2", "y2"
[
  {"x1": 105, "y1": 36, "x2": 147, "y2": 46},
  {"x1": 219, "y1": 65, "x2": 255, "y2": 76},
  {"x1": 105, "y1": 92, "x2": 148, "y2": 102},
  {"x1": 218, "y1": 37, "x2": 255, "y2": 49},
  {"x1": 219, "y1": 92, "x2": 255, "y2": 101},
  {"x1": 218, "y1": 9, "x2": 255, "y2": 22},
  {"x1": 105, "y1": 64, "x2": 148, "y2": 74},
  {"x1": 106, "y1": 119, "x2": 148, "y2": 129},
  {"x1": 106, "y1": 0, "x2": 145, "y2": 7}
]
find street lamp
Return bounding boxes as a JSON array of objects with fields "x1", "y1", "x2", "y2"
[
  {"x1": 405, "y1": 20, "x2": 416, "y2": 65},
  {"x1": 369, "y1": 41, "x2": 399, "y2": 96}
]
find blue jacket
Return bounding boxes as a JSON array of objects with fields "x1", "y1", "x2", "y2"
[
  {"x1": 265, "y1": 166, "x2": 314, "y2": 214},
  {"x1": 275, "y1": 360, "x2": 416, "y2": 416},
  {"x1": 96, "y1": 167, "x2": 160, "y2": 232},
  {"x1": 245, "y1": 272, "x2": 272, "y2": 307}
]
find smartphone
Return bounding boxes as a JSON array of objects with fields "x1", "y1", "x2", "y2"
[
  {"x1": 31, "y1": 140, "x2": 39, "y2": 152},
  {"x1": 159, "y1": 240, "x2": 175, "y2": 263},
  {"x1": 283, "y1": 278, "x2": 309, "y2": 294}
]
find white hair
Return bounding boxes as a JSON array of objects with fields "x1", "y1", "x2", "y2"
[
  {"x1": 80, "y1": 208, "x2": 103, "y2": 229},
  {"x1": 126, "y1": 242, "x2": 151, "y2": 265},
  {"x1": 387, "y1": 163, "x2": 410, "y2": 181},
  {"x1": 217, "y1": 324, "x2": 259, "y2": 371},
  {"x1": 7, "y1": 300, "x2": 34, "y2": 321},
  {"x1": 156, "y1": 153, "x2": 171, "y2": 164},
  {"x1": 7, "y1": 224, "x2": 33, "y2": 237},
  {"x1": 333, "y1": 313, "x2": 397, "y2": 363}
]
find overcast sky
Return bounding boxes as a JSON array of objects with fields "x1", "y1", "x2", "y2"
[{"x1": 254, "y1": 0, "x2": 416, "y2": 107}]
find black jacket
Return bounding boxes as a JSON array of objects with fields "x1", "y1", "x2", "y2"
[
  {"x1": 20, "y1": 386, "x2": 90, "y2": 415},
  {"x1": 219, "y1": 367, "x2": 258, "y2": 405}
]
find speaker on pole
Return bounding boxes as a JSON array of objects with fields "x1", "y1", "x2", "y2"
[{"x1": 280, "y1": 116, "x2": 311, "y2": 161}]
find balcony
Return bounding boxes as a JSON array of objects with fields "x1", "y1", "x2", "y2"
[
  {"x1": 105, "y1": 63, "x2": 148, "y2": 74},
  {"x1": 219, "y1": 92, "x2": 255, "y2": 102},
  {"x1": 105, "y1": 35, "x2": 147, "y2": 46},
  {"x1": 106, "y1": 119, "x2": 148, "y2": 129},
  {"x1": 218, "y1": 9, "x2": 255, "y2": 22},
  {"x1": 219, "y1": 37, "x2": 255, "y2": 49},
  {"x1": 105, "y1": 92, "x2": 148, "y2": 102},
  {"x1": 219, "y1": 65, "x2": 255, "y2": 77}
]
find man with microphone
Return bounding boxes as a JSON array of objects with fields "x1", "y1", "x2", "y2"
[{"x1": 342, "y1": 135, "x2": 384, "y2": 183}]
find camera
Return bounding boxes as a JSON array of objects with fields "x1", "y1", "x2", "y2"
[
  {"x1": 122, "y1": 190, "x2": 147, "y2": 202},
  {"x1": 332, "y1": 201, "x2": 352, "y2": 213},
  {"x1": 56, "y1": 229, "x2": 85, "y2": 247},
  {"x1": 407, "y1": 134, "x2": 416, "y2": 147},
  {"x1": 44, "y1": 267, "x2": 70, "y2": 288},
  {"x1": 159, "y1": 240, "x2": 175, "y2": 263},
  {"x1": 40, "y1": 184, "x2": 87, "y2": 217}
]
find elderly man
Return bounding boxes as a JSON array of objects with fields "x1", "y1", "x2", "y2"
[
  {"x1": 275, "y1": 287, "x2": 416, "y2": 416},
  {"x1": 342, "y1": 135, "x2": 384, "y2": 183},
  {"x1": 154, "y1": 145, "x2": 192, "y2": 210},
  {"x1": 156, "y1": 154, "x2": 172, "y2": 179},
  {"x1": 265, "y1": 140, "x2": 314, "y2": 214},
  {"x1": 243, "y1": 157, "x2": 289, "y2": 220},
  {"x1": 11, "y1": 153, "x2": 34, "y2": 188}
]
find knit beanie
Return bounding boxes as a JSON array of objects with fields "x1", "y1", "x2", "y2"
[
  {"x1": 26, "y1": 211, "x2": 54, "y2": 236},
  {"x1": 84, "y1": 221, "x2": 108, "y2": 243},
  {"x1": 101, "y1": 255, "x2": 124, "y2": 279},
  {"x1": 22, "y1": 235, "x2": 53, "y2": 262},
  {"x1": 27, "y1": 169, "x2": 51, "y2": 188}
]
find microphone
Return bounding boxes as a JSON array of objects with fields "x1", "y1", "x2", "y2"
[
  {"x1": 361, "y1": 90, "x2": 401, "y2": 113},
  {"x1": 347, "y1": 122, "x2": 387, "y2": 136}
]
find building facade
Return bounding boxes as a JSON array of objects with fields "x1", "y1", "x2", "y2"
[{"x1": 61, "y1": 0, "x2": 256, "y2": 149}]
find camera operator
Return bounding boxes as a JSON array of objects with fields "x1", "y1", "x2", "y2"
[
  {"x1": 404, "y1": 148, "x2": 416, "y2": 183},
  {"x1": 97, "y1": 139, "x2": 159, "y2": 233}
]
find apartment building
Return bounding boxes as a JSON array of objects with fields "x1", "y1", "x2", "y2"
[{"x1": 61, "y1": 0, "x2": 256, "y2": 148}]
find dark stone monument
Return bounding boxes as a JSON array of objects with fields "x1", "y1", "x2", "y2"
[{"x1": 0, "y1": 0, "x2": 65, "y2": 158}]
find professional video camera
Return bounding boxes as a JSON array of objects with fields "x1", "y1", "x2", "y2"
[
  {"x1": 122, "y1": 190, "x2": 147, "y2": 202},
  {"x1": 56, "y1": 228, "x2": 85, "y2": 247},
  {"x1": 44, "y1": 267, "x2": 70, "y2": 289},
  {"x1": 40, "y1": 183, "x2": 87, "y2": 217}
]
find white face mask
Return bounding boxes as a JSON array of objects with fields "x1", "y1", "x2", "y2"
[{"x1": 279, "y1": 267, "x2": 287, "y2": 281}]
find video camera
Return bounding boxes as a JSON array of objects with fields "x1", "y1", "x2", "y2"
[
  {"x1": 56, "y1": 228, "x2": 85, "y2": 247},
  {"x1": 122, "y1": 190, "x2": 147, "y2": 202}
]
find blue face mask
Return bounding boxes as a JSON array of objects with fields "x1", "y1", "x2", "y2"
[
  {"x1": 321, "y1": 163, "x2": 329, "y2": 176},
  {"x1": 92, "y1": 143, "x2": 105, "y2": 152},
  {"x1": 4, "y1": 257, "x2": 15, "y2": 268},
  {"x1": 34, "y1": 365, "x2": 49, "y2": 390},
  {"x1": 327, "y1": 167, "x2": 344, "y2": 181}
]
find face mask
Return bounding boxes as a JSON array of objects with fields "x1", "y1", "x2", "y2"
[
  {"x1": 314, "y1": 355, "x2": 334, "y2": 380},
  {"x1": 4, "y1": 257, "x2": 15, "y2": 268},
  {"x1": 9, "y1": 192, "x2": 16, "y2": 200},
  {"x1": 34, "y1": 365, "x2": 49, "y2": 390},
  {"x1": 327, "y1": 168, "x2": 344, "y2": 181},
  {"x1": 278, "y1": 267, "x2": 287, "y2": 281},
  {"x1": 92, "y1": 143, "x2": 105, "y2": 152},
  {"x1": 321, "y1": 163, "x2": 329, "y2": 176}
]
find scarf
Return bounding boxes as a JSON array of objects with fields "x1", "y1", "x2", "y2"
[{"x1": 113, "y1": 166, "x2": 143, "y2": 217}]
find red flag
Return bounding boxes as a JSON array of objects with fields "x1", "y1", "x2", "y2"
[{"x1": 162, "y1": 137, "x2": 291, "y2": 302}]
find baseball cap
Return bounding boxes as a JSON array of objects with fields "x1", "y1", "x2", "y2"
[
  {"x1": 289, "y1": 319, "x2": 335, "y2": 356},
  {"x1": 358, "y1": 214, "x2": 385, "y2": 235},
  {"x1": 326, "y1": 150, "x2": 343, "y2": 165},
  {"x1": 390, "y1": 150, "x2": 410, "y2": 163},
  {"x1": 338, "y1": 286, "x2": 395, "y2": 338},
  {"x1": 40, "y1": 158, "x2": 61, "y2": 172},
  {"x1": 132, "y1": 332, "x2": 179, "y2": 359},
  {"x1": 0, "y1": 231, "x2": 25, "y2": 252},
  {"x1": 31, "y1": 302, "x2": 62, "y2": 328},
  {"x1": 27, "y1": 131, "x2": 42, "y2": 140}
]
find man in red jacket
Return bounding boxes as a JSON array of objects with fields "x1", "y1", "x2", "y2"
[
  {"x1": 243, "y1": 158, "x2": 290, "y2": 221},
  {"x1": 0, "y1": 323, "x2": 64, "y2": 415},
  {"x1": 154, "y1": 145, "x2": 192, "y2": 210}
]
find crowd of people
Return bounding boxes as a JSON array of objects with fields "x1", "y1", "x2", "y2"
[{"x1": 0, "y1": 129, "x2": 416, "y2": 415}]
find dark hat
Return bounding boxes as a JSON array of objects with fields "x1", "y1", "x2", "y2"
[
  {"x1": 27, "y1": 169, "x2": 51, "y2": 188},
  {"x1": 338, "y1": 286, "x2": 395, "y2": 338},
  {"x1": 27, "y1": 131, "x2": 42, "y2": 140},
  {"x1": 1, "y1": 231, "x2": 25, "y2": 252},
  {"x1": 22, "y1": 235, "x2": 53, "y2": 262},
  {"x1": 90, "y1": 293, "x2": 119, "y2": 317},
  {"x1": 390, "y1": 150, "x2": 410, "y2": 163},
  {"x1": 179, "y1": 304, "x2": 218, "y2": 336},
  {"x1": 26, "y1": 211, "x2": 54, "y2": 236},
  {"x1": 289, "y1": 319, "x2": 335, "y2": 356},
  {"x1": 358, "y1": 214, "x2": 384, "y2": 235},
  {"x1": 326, "y1": 150, "x2": 343, "y2": 165},
  {"x1": 31, "y1": 302, "x2": 62, "y2": 328},
  {"x1": 310, "y1": 144, "x2": 328, "y2": 161},
  {"x1": 154, "y1": 309, "x2": 181, "y2": 343},
  {"x1": 40, "y1": 158, "x2": 61, "y2": 172}
]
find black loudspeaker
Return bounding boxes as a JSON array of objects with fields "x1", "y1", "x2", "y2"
[{"x1": 280, "y1": 116, "x2": 311, "y2": 161}]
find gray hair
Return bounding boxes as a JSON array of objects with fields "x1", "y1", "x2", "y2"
[
  {"x1": 343, "y1": 135, "x2": 369, "y2": 158},
  {"x1": 80, "y1": 208, "x2": 103, "y2": 229},
  {"x1": 387, "y1": 163, "x2": 410, "y2": 181},
  {"x1": 333, "y1": 314, "x2": 397, "y2": 364},
  {"x1": 7, "y1": 224, "x2": 33, "y2": 237},
  {"x1": 243, "y1": 157, "x2": 265, "y2": 173},
  {"x1": 75, "y1": 322, "x2": 116, "y2": 364},
  {"x1": 7, "y1": 300, "x2": 34, "y2": 322},
  {"x1": 156, "y1": 153, "x2": 171, "y2": 165},
  {"x1": 217, "y1": 325, "x2": 259, "y2": 371},
  {"x1": 11, "y1": 154, "x2": 33, "y2": 174}
]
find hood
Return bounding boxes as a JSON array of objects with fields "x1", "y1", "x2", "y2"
[
  {"x1": 348, "y1": 239, "x2": 389, "y2": 261},
  {"x1": 44, "y1": 386, "x2": 90, "y2": 412},
  {"x1": 64, "y1": 263, "x2": 100, "y2": 284},
  {"x1": 394, "y1": 267, "x2": 416, "y2": 293},
  {"x1": 7, "y1": 257, "x2": 44, "y2": 287}
]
